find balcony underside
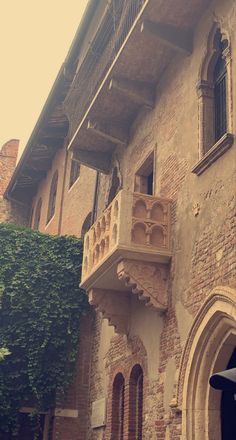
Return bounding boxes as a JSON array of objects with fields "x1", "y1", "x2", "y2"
[{"x1": 67, "y1": 0, "x2": 211, "y2": 172}]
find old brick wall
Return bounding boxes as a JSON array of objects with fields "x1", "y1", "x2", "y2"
[
  {"x1": 31, "y1": 146, "x2": 96, "y2": 236},
  {"x1": 0, "y1": 139, "x2": 28, "y2": 225},
  {"x1": 28, "y1": 142, "x2": 96, "y2": 438},
  {"x1": 88, "y1": 0, "x2": 236, "y2": 439}
]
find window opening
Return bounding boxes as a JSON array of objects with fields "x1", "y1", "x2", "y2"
[
  {"x1": 107, "y1": 166, "x2": 120, "y2": 207},
  {"x1": 134, "y1": 152, "x2": 154, "y2": 195},
  {"x1": 128, "y1": 365, "x2": 143, "y2": 440},
  {"x1": 214, "y1": 47, "x2": 227, "y2": 143},
  {"x1": 33, "y1": 198, "x2": 42, "y2": 230},
  {"x1": 111, "y1": 373, "x2": 125, "y2": 440},
  {"x1": 47, "y1": 171, "x2": 58, "y2": 224},
  {"x1": 81, "y1": 212, "x2": 92, "y2": 238},
  {"x1": 69, "y1": 158, "x2": 80, "y2": 188}
]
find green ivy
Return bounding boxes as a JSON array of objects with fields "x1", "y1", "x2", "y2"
[{"x1": 0, "y1": 223, "x2": 89, "y2": 437}]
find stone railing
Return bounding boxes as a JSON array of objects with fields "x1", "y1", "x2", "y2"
[{"x1": 81, "y1": 190, "x2": 171, "y2": 288}]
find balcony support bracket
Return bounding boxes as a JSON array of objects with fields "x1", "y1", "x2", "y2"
[
  {"x1": 141, "y1": 20, "x2": 193, "y2": 55},
  {"x1": 117, "y1": 259, "x2": 168, "y2": 311},
  {"x1": 109, "y1": 77, "x2": 154, "y2": 109},
  {"x1": 87, "y1": 119, "x2": 128, "y2": 146},
  {"x1": 88, "y1": 288, "x2": 130, "y2": 334},
  {"x1": 72, "y1": 148, "x2": 112, "y2": 174}
]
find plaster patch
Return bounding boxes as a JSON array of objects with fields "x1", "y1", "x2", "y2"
[{"x1": 176, "y1": 301, "x2": 193, "y2": 345}]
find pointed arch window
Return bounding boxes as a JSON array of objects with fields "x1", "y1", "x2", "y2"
[
  {"x1": 192, "y1": 26, "x2": 233, "y2": 175},
  {"x1": 128, "y1": 365, "x2": 143, "y2": 440},
  {"x1": 33, "y1": 198, "x2": 42, "y2": 230},
  {"x1": 111, "y1": 373, "x2": 125, "y2": 440},
  {"x1": 47, "y1": 171, "x2": 58, "y2": 223},
  {"x1": 213, "y1": 42, "x2": 227, "y2": 143}
]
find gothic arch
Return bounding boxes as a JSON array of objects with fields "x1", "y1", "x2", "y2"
[
  {"x1": 199, "y1": 22, "x2": 230, "y2": 82},
  {"x1": 195, "y1": 23, "x2": 233, "y2": 163},
  {"x1": 174, "y1": 286, "x2": 236, "y2": 440}
]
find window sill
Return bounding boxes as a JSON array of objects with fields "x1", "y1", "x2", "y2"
[
  {"x1": 192, "y1": 133, "x2": 234, "y2": 176},
  {"x1": 45, "y1": 214, "x2": 55, "y2": 229},
  {"x1": 68, "y1": 176, "x2": 80, "y2": 193}
]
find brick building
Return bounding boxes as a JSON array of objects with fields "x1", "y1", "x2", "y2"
[
  {"x1": 0, "y1": 139, "x2": 27, "y2": 225},
  {"x1": 4, "y1": 0, "x2": 236, "y2": 439}
]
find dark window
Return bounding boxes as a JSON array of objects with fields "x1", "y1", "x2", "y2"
[
  {"x1": 214, "y1": 45, "x2": 227, "y2": 143},
  {"x1": 69, "y1": 159, "x2": 80, "y2": 188},
  {"x1": 33, "y1": 198, "x2": 42, "y2": 230},
  {"x1": 107, "y1": 167, "x2": 120, "y2": 207},
  {"x1": 47, "y1": 171, "x2": 58, "y2": 223},
  {"x1": 128, "y1": 365, "x2": 143, "y2": 440},
  {"x1": 134, "y1": 152, "x2": 154, "y2": 195},
  {"x1": 147, "y1": 172, "x2": 153, "y2": 195},
  {"x1": 81, "y1": 212, "x2": 92, "y2": 238},
  {"x1": 112, "y1": 373, "x2": 125, "y2": 440}
]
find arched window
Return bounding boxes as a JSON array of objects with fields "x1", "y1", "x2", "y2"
[
  {"x1": 213, "y1": 39, "x2": 227, "y2": 143},
  {"x1": 47, "y1": 171, "x2": 58, "y2": 223},
  {"x1": 111, "y1": 373, "x2": 125, "y2": 440},
  {"x1": 33, "y1": 198, "x2": 42, "y2": 230},
  {"x1": 81, "y1": 212, "x2": 92, "y2": 238},
  {"x1": 193, "y1": 26, "x2": 233, "y2": 175},
  {"x1": 128, "y1": 365, "x2": 143, "y2": 440}
]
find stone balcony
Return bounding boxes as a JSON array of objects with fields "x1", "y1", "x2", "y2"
[{"x1": 80, "y1": 190, "x2": 172, "y2": 333}]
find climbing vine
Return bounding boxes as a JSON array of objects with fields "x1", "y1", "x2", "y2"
[{"x1": 0, "y1": 223, "x2": 89, "y2": 437}]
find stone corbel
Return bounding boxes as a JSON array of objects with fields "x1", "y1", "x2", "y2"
[
  {"x1": 117, "y1": 259, "x2": 168, "y2": 311},
  {"x1": 88, "y1": 288, "x2": 130, "y2": 334}
]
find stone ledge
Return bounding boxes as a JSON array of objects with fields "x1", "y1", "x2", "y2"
[
  {"x1": 192, "y1": 133, "x2": 234, "y2": 176},
  {"x1": 54, "y1": 408, "x2": 78, "y2": 418}
]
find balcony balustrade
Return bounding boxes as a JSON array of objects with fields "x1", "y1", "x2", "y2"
[{"x1": 80, "y1": 190, "x2": 171, "y2": 333}]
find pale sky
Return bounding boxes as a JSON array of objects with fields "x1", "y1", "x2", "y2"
[{"x1": 0, "y1": 0, "x2": 88, "y2": 157}]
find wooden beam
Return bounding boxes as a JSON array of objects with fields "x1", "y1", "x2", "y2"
[
  {"x1": 87, "y1": 120, "x2": 128, "y2": 146},
  {"x1": 109, "y1": 77, "x2": 154, "y2": 109},
  {"x1": 141, "y1": 20, "x2": 193, "y2": 55},
  {"x1": 72, "y1": 149, "x2": 111, "y2": 174}
]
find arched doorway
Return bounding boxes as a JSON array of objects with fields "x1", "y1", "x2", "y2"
[
  {"x1": 175, "y1": 287, "x2": 236, "y2": 440},
  {"x1": 220, "y1": 347, "x2": 236, "y2": 440}
]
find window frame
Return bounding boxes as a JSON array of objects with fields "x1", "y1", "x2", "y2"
[
  {"x1": 46, "y1": 171, "x2": 58, "y2": 224},
  {"x1": 192, "y1": 25, "x2": 234, "y2": 176}
]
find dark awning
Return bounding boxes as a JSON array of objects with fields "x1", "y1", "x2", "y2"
[{"x1": 210, "y1": 368, "x2": 236, "y2": 392}]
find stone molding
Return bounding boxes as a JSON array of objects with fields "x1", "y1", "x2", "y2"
[
  {"x1": 170, "y1": 286, "x2": 236, "y2": 440},
  {"x1": 192, "y1": 132, "x2": 234, "y2": 175}
]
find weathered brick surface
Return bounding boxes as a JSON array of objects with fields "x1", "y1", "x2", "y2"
[{"x1": 0, "y1": 140, "x2": 28, "y2": 225}]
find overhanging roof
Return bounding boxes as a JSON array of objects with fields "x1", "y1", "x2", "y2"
[{"x1": 4, "y1": 0, "x2": 98, "y2": 205}]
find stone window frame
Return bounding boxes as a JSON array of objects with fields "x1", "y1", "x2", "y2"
[
  {"x1": 134, "y1": 149, "x2": 155, "y2": 195},
  {"x1": 128, "y1": 364, "x2": 143, "y2": 440},
  {"x1": 108, "y1": 362, "x2": 145, "y2": 439},
  {"x1": 192, "y1": 23, "x2": 234, "y2": 176},
  {"x1": 46, "y1": 170, "x2": 58, "y2": 224},
  {"x1": 111, "y1": 372, "x2": 125, "y2": 439}
]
